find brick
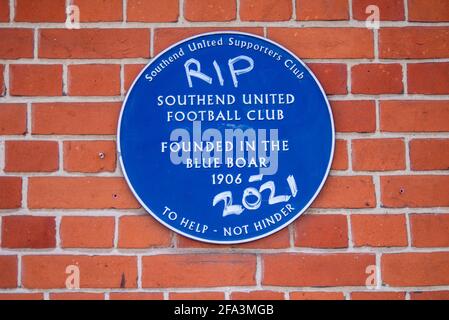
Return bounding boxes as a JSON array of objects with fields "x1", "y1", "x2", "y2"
[
  {"x1": 185, "y1": 0, "x2": 236, "y2": 22},
  {"x1": 60, "y1": 217, "x2": 115, "y2": 249},
  {"x1": 410, "y1": 139, "x2": 449, "y2": 170},
  {"x1": 381, "y1": 176, "x2": 449, "y2": 208},
  {"x1": 142, "y1": 254, "x2": 256, "y2": 288},
  {"x1": 118, "y1": 215, "x2": 172, "y2": 249},
  {"x1": 2, "y1": 216, "x2": 55, "y2": 249},
  {"x1": 380, "y1": 27, "x2": 449, "y2": 58},
  {"x1": 351, "y1": 64, "x2": 403, "y2": 94},
  {"x1": 294, "y1": 214, "x2": 348, "y2": 248},
  {"x1": 15, "y1": 0, "x2": 65, "y2": 22},
  {"x1": 411, "y1": 214, "x2": 449, "y2": 248},
  {"x1": 263, "y1": 253, "x2": 375, "y2": 286},
  {"x1": 268, "y1": 28, "x2": 374, "y2": 59},
  {"x1": 332, "y1": 140, "x2": 348, "y2": 170},
  {"x1": 231, "y1": 291, "x2": 284, "y2": 300},
  {"x1": 32, "y1": 102, "x2": 121, "y2": 135},
  {"x1": 0, "y1": 0, "x2": 9, "y2": 22},
  {"x1": 5, "y1": 141, "x2": 59, "y2": 172},
  {"x1": 39, "y1": 29, "x2": 150, "y2": 59},
  {"x1": 154, "y1": 28, "x2": 263, "y2": 55},
  {"x1": 22, "y1": 255, "x2": 137, "y2": 289},
  {"x1": 110, "y1": 292, "x2": 164, "y2": 300},
  {"x1": 382, "y1": 252, "x2": 449, "y2": 286},
  {"x1": 0, "y1": 256, "x2": 17, "y2": 288},
  {"x1": 240, "y1": 0, "x2": 292, "y2": 21},
  {"x1": 0, "y1": 104, "x2": 27, "y2": 135},
  {"x1": 312, "y1": 176, "x2": 376, "y2": 209},
  {"x1": 410, "y1": 291, "x2": 449, "y2": 300},
  {"x1": 351, "y1": 214, "x2": 408, "y2": 247},
  {"x1": 68, "y1": 64, "x2": 121, "y2": 96},
  {"x1": 408, "y1": 63, "x2": 449, "y2": 94},
  {"x1": 296, "y1": 0, "x2": 349, "y2": 21},
  {"x1": 0, "y1": 65, "x2": 4, "y2": 95},
  {"x1": 127, "y1": 0, "x2": 178, "y2": 22},
  {"x1": 64, "y1": 141, "x2": 117, "y2": 173},
  {"x1": 0, "y1": 293, "x2": 43, "y2": 300},
  {"x1": 28, "y1": 177, "x2": 140, "y2": 209},
  {"x1": 331, "y1": 100, "x2": 376, "y2": 133},
  {"x1": 290, "y1": 292, "x2": 345, "y2": 300},
  {"x1": 352, "y1": 139, "x2": 406, "y2": 171},
  {"x1": 73, "y1": 0, "x2": 123, "y2": 22},
  {"x1": 309, "y1": 63, "x2": 347, "y2": 95},
  {"x1": 0, "y1": 177, "x2": 22, "y2": 209},
  {"x1": 177, "y1": 228, "x2": 290, "y2": 249},
  {"x1": 170, "y1": 292, "x2": 225, "y2": 300},
  {"x1": 50, "y1": 293, "x2": 104, "y2": 300},
  {"x1": 409, "y1": 0, "x2": 449, "y2": 22},
  {"x1": 351, "y1": 292, "x2": 406, "y2": 300},
  {"x1": 353, "y1": 0, "x2": 405, "y2": 21},
  {"x1": 125, "y1": 64, "x2": 146, "y2": 92},
  {"x1": 0, "y1": 29, "x2": 33, "y2": 59},
  {"x1": 380, "y1": 101, "x2": 449, "y2": 132},
  {"x1": 10, "y1": 65, "x2": 62, "y2": 96}
]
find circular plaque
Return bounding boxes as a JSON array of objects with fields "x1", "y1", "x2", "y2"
[{"x1": 118, "y1": 32, "x2": 335, "y2": 244}]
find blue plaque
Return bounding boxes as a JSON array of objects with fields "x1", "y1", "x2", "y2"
[{"x1": 118, "y1": 32, "x2": 335, "y2": 244}]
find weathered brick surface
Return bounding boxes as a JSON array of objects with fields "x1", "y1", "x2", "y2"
[
  {"x1": 353, "y1": 0, "x2": 404, "y2": 21},
  {"x1": 296, "y1": 0, "x2": 349, "y2": 21},
  {"x1": 408, "y1": 0, "x2": 449, "y2": 22},
  {"x1": 0, "y1": 104, "x2": 27, "y2": 135}
]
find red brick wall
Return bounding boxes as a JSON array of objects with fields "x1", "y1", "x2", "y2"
[{"x1": 0, "y1": 0, "x2": 449, "y2": 300}]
